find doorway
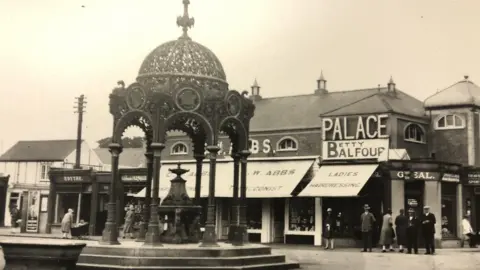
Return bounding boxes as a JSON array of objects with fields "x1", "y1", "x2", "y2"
[
  {"x1": 272, "y1": 198, "x2": 285, "y2": 243},
  {"x1": 404, "y1": 181, "x2": 425, "y2": 217},
  {"x1": 80, "y1": 194, "x2": 91, "y2": 223}
]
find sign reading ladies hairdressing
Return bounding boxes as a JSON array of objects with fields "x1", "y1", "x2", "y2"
[{"x1": 322, "y1": 114, "x2": 389, "y2": 160}]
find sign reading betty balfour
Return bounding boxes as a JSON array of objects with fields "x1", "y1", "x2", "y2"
[{"x1": 321, "y1": 114, "x2": 389, "y2": 160}]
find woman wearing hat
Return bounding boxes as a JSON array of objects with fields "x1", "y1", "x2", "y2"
[{"x1": 323, "y1": 208, "x2": 335, "y2": 249}]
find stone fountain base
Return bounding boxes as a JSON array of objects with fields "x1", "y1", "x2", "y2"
[{"x1": 76, "y1": 242, "x2": 299, "y2": 270}]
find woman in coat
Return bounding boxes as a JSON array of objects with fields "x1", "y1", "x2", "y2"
[
  {"x1": 61, "y1": 208, "x2": 74, "y2": 239},
  {"x1": 123, "y1": 205, "x2": 135, "y2": 239},
  {"x1": 379, "y1": 209, "x2": 394, "y2": 252},
  {"x1": 395, "y1": 209, "x2": 408, "y2": 252}
]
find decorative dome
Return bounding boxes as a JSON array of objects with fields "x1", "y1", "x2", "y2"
[
  {"x1": 136, "y1": 0, "x2": 227, "y2": 91},
  {"x1": 424, "y1": 75, "x2": 480, "y2": 108}
]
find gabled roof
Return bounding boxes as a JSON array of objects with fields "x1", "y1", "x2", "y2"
[
  {"x1": 424, "y1": 76, "x2": 480, "y2": 108},
  {"x1": 250, "y1": 87, "x2": 426, "y2": 132},
  {"x1": 0, "y1": 140, "x2": 80, "y2": 162},
  {"x1": 321, "y1": 89, "x2": 426, "y2": 118},
  {"x1": 94, "y1": 148, "x2": 145, "y2": 168}
]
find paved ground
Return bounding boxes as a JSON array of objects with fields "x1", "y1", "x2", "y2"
[{"x1": 0, "y1": 231, "x2": 479, "y2": 270}]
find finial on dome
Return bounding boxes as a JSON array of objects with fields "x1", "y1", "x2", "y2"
[
  {"x1": 318, "y1": 70, "x2": 325, "y2": 81},
  {"x1": 176, "y1": 0, "x2": 195, "y2": 39}
]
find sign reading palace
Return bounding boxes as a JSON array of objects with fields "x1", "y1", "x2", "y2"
[{"x1": 322, "y1": 114, "x2": 389, "y2": 160}]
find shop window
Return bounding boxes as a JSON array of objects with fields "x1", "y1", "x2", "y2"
[
  {"x1": 247, "y1": 199, "x2": 262, "y2": 230},
  {"x1": 277, "y1": 137, "x2": 298, "y2": 152},
  {"x1": 435, "y1": 114, "x2": 465, "y2": 130},
  {"x1": 322, "y1": 198, "x2": 357, "y2": 238},
  {"x1": 441, "y1": 182, "x2": 457, "y2": 238},
  {"x1": 289, "y1": 198, "x2": 315, "y2": 231},
  {"x1": 170, "y1": 142, "x2": 188, "y2": 155},
  {"x1": 404, "y1": 123, "x2": 426, "y2": 144},
  {"x1": 40, "y1": 163, "x2": 51, "y2": 181},
  {"x1": 56, "y1": 193, "x2": 78, "y2": 223}
]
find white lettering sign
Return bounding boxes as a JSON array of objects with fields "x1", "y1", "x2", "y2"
[
  {"x1": 121, "y1": 175, "x2": 147, "y2": 181},
  {"x1": 322, "y1": 114, "x2": 389, "y2": 140},
  {"x1": 63, "y1": 176, "x2": 83, "y2": 182},
  {"x1": 204, "y1": 139, "x2": 272, "y2": 156},
  {"x1": 322, "y1": 139, "x2": 388, "y2": 160},
  {"x1": 396, "y1": 171, "x2": 438, "y2": 180}
]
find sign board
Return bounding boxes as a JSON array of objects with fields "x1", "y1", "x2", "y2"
[
  {"x1": 204, "y1": 138, "x2": 273, "y2": 156},
  {"x1": 26, "y1": 191, "x2": 40, "y2": 233},
  {"x1": 466, "y1": 171, "x2": 480, "y2": 185},
  {"x1": 322, "y1": 139, "x2": 389, "y2": 160},
  {"x1": 442, "y1": 173, "x2": 460, "y2": 183},
  {"x1": 321, "y1": 114, "x2": 389, "y2": 161},
  {"x1": 390, "y1": 171, "x2": 440, "y2": 181},
  {"x1": 57, "y1": 175, "x2": 89, "y2": 183},
  {"x1": 121, "y1": 175, "x2": 147, "y2": 182}
]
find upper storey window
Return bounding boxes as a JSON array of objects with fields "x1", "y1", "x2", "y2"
[
  {"x1": 170, "y1": 142, "x2": 188, "y2": 155},
  {"x1": 435, "y1": 114, "x2": 465, "y2": 130},
  {"x1": 404, "y1": 123, "x2": 426, "y2": 144},
  {"x1": 277, "y1": 137, "x2": 298, "y2": 152}
]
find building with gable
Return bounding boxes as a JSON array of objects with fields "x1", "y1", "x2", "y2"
[{"x1": 0, "y1": 139, "x2": 102, "y2": 233}]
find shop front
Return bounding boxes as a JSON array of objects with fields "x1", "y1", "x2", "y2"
[{"x1": 462, "y1": 167, "x2": 480, "y2": 232}]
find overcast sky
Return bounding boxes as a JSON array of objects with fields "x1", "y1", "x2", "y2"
[{"x1": 1, "y1": 0, "x2": 479, "y2": 153}]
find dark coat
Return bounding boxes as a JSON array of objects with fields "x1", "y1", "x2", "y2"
[
  {"x1": 407, "y1": 215, "x2": 420, "y2": 234},
  {"x1": 360, "y1": 212, "x2": 376, "y2": 232},
  {"x1": 323, "y1": 215, "x2": 335, "y2": 238},
  {"x1": 420, "y1": 213, "x2": 436, "y2": 236},
  {"x1": 395, "y1": 214, "x2": 408, "y2": 245}
]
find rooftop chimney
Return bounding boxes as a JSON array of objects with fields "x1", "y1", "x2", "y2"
[
  {"x1": 387, "y1": 76, "x2": 396, "y2": 93},
  {"x1": 315, "y1": 71, "x2": 328, "y2": 94},
  {"x1": 250, "y1": 78, "x2": 262, "y2": 101}
]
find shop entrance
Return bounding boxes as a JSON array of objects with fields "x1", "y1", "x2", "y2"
[
  {"x1": 404, "y1": 181, "x2": 425, "y2": 216},
  {"x1": 80, "y1": 194, "x2": 91, "y2": 223},
  {"x1": 272, "y1": 198, "x2": 285, "y2": 243},
  {"x1": 95, "y1": 193, "x2": 109, "y2": 235}
]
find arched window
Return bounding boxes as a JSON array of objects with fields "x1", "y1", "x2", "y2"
[
  {"x1": 277, "y1": 137, "x2": 298, "y2": 151},
  {"x1": 170, "y1": 142, "x2": 188, "y2": 155},
  {"x1": 435, "y1": 114, "x2": 465, "y2": 130},
  {"x1": 404, "y1": 123, "x2": 426, "y2": 143}
]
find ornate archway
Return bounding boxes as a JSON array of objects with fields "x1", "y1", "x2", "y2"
[{"x1": 101, "y1": 0, "x2": 255, "y2": 247}]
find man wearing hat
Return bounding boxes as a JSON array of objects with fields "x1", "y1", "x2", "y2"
[
  {"x1": 323, "y1": 208, "x2": 335, "y2": 249},
  {"x1": 420, "y1": 205, "x2": 436, "y2": 254},
  {"x1": 360, "y1": 204, "x2": 376, "y2": 252},
  {"x1": 406, "y1": 208, "x2": 420, "y2": 254}
]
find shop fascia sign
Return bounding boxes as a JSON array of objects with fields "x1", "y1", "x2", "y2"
[
  {"x1": 121, "y1": 175, "x2": 147, "y2": 182},
  {"x1": 321, "y1": 114, "x2": 389, "y2": 160},
  {"x1": 391, "y1": 171, "x2": 440, "y2": 181},
  {"x1": 203, "y1": 138, "x2": 273, "y2": 156},
  {"x1": 466, "y1": 171, "x2": 480, "y2": 185},
  {"x1": 59, "y1": 175, "x2": 89, "y2": 182}
]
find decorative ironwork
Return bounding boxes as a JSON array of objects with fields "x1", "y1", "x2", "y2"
[
  {"x1": 176, "y1": 0, "x2": 195, "y2": 39},
  {"x1": 126, "y1": 85, "x2": 147, "y2": 110},
  {"x1": 226, "y1": 93, "x2": 241, "y2": 116},
  {"x1": 176, "y1": 88, "x2": 201, "y2": 111}
]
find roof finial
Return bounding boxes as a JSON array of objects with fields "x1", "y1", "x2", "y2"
[
  {"x1": 176, "y1": 0, "x2": 195, "y2": 39},
  {"x1": 464, "y1": 75, "x2": 469, "y2": 81}
]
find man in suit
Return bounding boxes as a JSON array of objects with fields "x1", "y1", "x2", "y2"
[
  {"x1": 420, "y1": 205, "x2": 436, "y2": 255},
  {"x1": 406, "y1": 208, "x2": 420, "y2": 254},
  {"x1": 360, "y1": 204, "x2": 376, "y2": 252}
]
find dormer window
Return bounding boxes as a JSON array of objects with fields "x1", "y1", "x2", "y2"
[
  {"x1": 404, "y1": 123, "x2": 426, "y2": 144},
  {"x1": 435, "y1": 114, "x2": 465, "y2": 130},
  {"x1": 277, "y1": 137, "x2": 298, "y2": 152},
  {"x1": 170, "y1": 142, "x2": 188, "y2": 155}
]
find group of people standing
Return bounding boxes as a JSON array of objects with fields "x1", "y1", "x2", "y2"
[{"x1": 324, "y1": 204, "x2": 438, "y2": 254}]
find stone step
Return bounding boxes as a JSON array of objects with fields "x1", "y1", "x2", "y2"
[
  {"x1": 76, "y1": 261, "x2": 300, "y2": 270},
  {"x1": 82, "y1": 245, "x2": 272, "y2": 258},
  {"x1": 78, "y1": 254, "x2": 285, "y2": 267}
]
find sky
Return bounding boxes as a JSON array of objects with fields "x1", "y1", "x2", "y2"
[{"x1": 1, "y1": 0, "x2": 480, "y2": 154}]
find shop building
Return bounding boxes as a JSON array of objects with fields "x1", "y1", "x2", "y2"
[{"x1": 0, "y1": 139, "x2": 103, "y2": 233}]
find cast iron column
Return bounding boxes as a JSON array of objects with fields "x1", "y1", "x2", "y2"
[
  {"x1": 100, "y1": 143, "x2": 122, "y2": 245},
  {"x1": 230, "y1": 153, "x2": 241, "y2": 245},
  {"x1": 238, "y1": 150, "x2": 251, "y2": 245},
  {"x1": 45, "y1": 175, "x2": 56, "y2": 234},
  {"x1": 201, "y1": 145, "x2": 221, "y2": 247},
  {"x1": 194, "y1": 153, "x2": 205, "y2": 204},
  {"x1": 144, "y1": 142, "x2": 164, "y2": 246},
  {"x1": 137, "y1": 150, "x2": 153, "y2": 242}
]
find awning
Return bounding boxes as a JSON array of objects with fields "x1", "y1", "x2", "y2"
[
  {"x1": 134, "y1": 159, "x2": 314, "y2": 198},
  {"x1": 297, "y1": 164, "x2": 378, "y2": 197}
]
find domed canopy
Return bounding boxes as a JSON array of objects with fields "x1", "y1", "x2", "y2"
[
  {"x1": 424, "y1": 75, "x2": 480, "y2": 108},
  {"x1": 136, "y1": 0, "x2": 227, "y2": 91}
]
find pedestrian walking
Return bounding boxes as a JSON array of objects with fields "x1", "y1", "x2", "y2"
[
  {"x1": 395, "y1": 209, "x2": 408, "y2": 253},
  {"x1": 123, "y1": 205, "x2": 135, "y2": 239},
  {"x1": 380, "y1": 209, "x2": 394, "y2": 252},
  {"x1": 9, "y1": 204, "x2": 20, "y2": 233},
  {"x1": 420, "y1": 206, "x2": 436, "y2": 255},
  {"x1": 323, "y1": 208, "x2": 335, "y2": 250},
  {"x1": 360, "y1": 204, "x2": 376, "y2": 252},
  {"x1": 461, "y1": 214, "x2": 476, "y2": 248},
  {"x1": 406, "y1": 208, "x2": 419, "y2": 254},
  {"x1": 61, "y1": 208, "x2": 74, "y2": 239}
]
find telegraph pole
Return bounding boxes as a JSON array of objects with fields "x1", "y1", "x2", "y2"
[{"x1": 74, "y1": 95, "x2": 87, "y2": 169}]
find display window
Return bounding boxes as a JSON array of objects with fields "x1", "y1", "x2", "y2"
[
  {"x1": 56, "y1": 193, "x2": 78, "y2": 223},
  {"x1": 247, "y1": 199, "x2": 262, "y2": 230},
  {"x1": 289, "y1": 197, "x2": 315, "y2": 232},
  {"x1": 441, "y1": 182, "x2": 457, "y2": 238},
  {"x1": 322, "y1": 198, "x2": 356, "y2": 238}
]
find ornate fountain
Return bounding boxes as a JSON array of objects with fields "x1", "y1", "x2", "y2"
[{"x1": 158, "y1": 163, "x2": 202, "y2": 244}]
